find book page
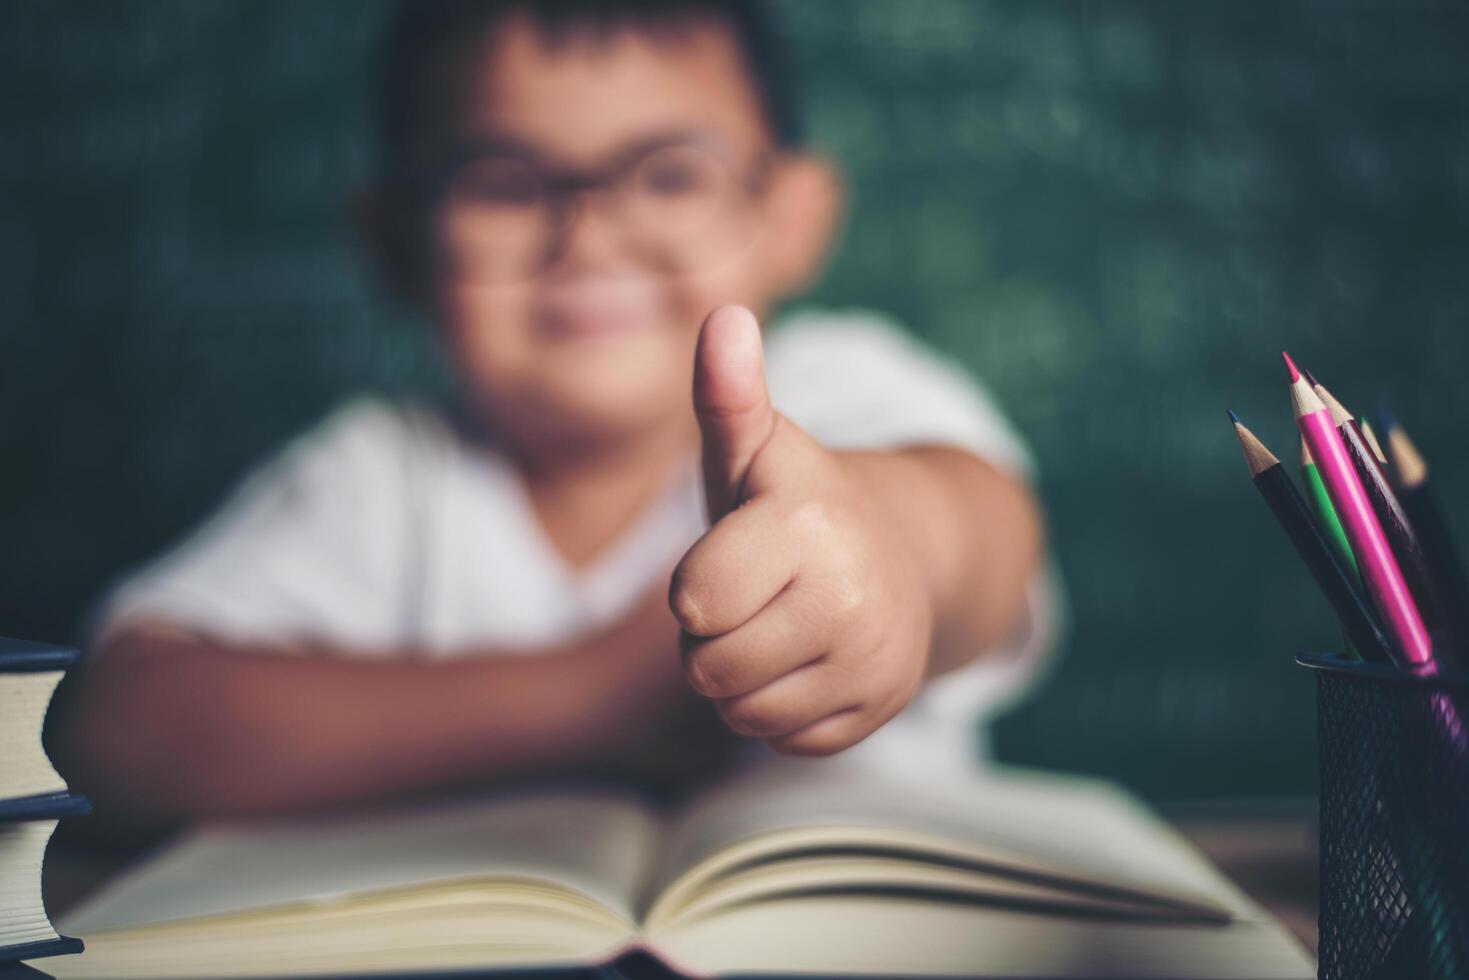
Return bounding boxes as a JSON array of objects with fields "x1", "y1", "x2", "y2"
[
  {"x1": 648, "y1": 759, "x2": 1252, "y2": 920},
  {"x1": 0, "y1": 670, "x2": 68, "y2": 798},
  {"x1": 62, "y1": 783, "x2": 659, "y2": 936},
  {"x1": 1, "y1": 820, "x2": 62, "y2": 948},
  {"x1": 656, "y1": 893, "x2": 1315, "y2": 979}
]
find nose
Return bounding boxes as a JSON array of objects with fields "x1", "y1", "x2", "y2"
[{"x1": 543, "y1": 188, "x2": 626, "y2": 273}]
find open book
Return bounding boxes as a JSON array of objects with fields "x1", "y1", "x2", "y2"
[{"x1": 46, "y1": 764, "x2": 1313, "y2": 978}]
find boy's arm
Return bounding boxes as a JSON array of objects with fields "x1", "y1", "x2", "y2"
[
  {"x1": 53, "y1": 585, "x2": 717, "y2": 820},
  {"x1": 837, "y1": 445, "x2": 1042, "y2": 677}
]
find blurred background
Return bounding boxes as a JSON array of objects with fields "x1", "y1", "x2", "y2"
[{"x1": 3, "y1": 0, "x2": 1467, "y2": 802}]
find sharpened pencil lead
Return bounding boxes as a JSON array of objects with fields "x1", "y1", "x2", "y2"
[
  {"x1": 1282, "y1": 352, "x2": 1302, "y2": 383},
  {"x1": 1227, "y1": 408, "x2": 1241, "y2": 425}
]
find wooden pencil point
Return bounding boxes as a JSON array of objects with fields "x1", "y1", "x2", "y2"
[
  {"x1": 1231, "y1": 418, "x2": 1280, "y2": 478},
  {"x1": 1314, "y1": 382, "x2": 1354, "y2": 427},
  {"x1": 1288, "y1": 375, "x2": 1326, "y2": 419},
  {"x1": 1360, "y1": 419, "x2": 1388, "y2": 467},
  {"x1": 1388, "y1": 425, "x2": 1428, "y2": 488}
]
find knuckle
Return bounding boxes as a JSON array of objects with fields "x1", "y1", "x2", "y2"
[
  {"x1": 720, "y1": 694, "x2": 783, "y2": 737},
  {"x1": 669, "y1": 577, "x2": 714, "y2": 637},
  {"x1": 800, "y1": 574, "x2": 868, "y2": 645},
  {"x1": 823, "y1": 568, "x2": 869, "y2": 620},
  {"x1": 685, "y1": 647, "x2": 735, "y2": 698},
  {"x1": 769, "y1": 710, "x2": 867, "y2": 757},
  {"x1": 771, "y1": 728, "x2": 846, "y2": 757},
  {"x1": 788, "y1": 503, "x2": 869, "y2": 618}
]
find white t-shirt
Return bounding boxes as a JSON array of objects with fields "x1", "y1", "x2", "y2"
[{"x1": 95, "y1": 309, "x2": 1062, "y2": 774}]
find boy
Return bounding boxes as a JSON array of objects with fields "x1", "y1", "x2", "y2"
[{"x1": 55, "y1": 0, "x2": 1051, "y2": 820}]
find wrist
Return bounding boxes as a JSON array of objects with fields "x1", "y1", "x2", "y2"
[
  {"x1": 836, "y1": 449, "x2": 955, "y2": 618},
  {"x1": 836, "y1": 446, "x2": 1041, "y2": 675},
  {"x1": 558, "y1": 599, "x2": 686, "y2": 757}
]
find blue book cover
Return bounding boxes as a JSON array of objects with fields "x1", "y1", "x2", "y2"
[
  {"x1": 0, "y1": 794, "x2": 90, "y2": 824},
  {"x1": 0, "y1": 638, "x2": 79, "y2": 674},
  {"x1": 0, "y1": 937, "x2": 83, "y2": 965},
  {"x1": 1, "y1": 638, "x2": 84, "y2": 811}
]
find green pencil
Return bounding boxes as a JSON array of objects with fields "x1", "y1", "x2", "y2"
[
  {"x1": 1300, "y1": 434, "x2": 1364, "y2": 658},
  {"x1": 1300, "y1": 435, "x2": 1359, "y2": 580}
]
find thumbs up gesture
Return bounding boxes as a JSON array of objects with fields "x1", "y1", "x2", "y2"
[{"x1": 670, "y1": 306, "x2": 935, "y2": 756}]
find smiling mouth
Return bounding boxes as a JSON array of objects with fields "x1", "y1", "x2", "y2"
[
  {"x1": 538, "y1": 307, "x2": 648, "y2": 341},
  {"x1": 536, "y1": 276, "x2": 661, "y2": 341}
]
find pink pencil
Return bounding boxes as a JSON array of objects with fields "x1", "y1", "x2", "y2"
[{"x1": 1285, "y1": 353, "x2": 1433, "y2": 666}]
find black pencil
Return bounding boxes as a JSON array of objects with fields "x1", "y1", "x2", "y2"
[
  {"x1": 1359, "y1": 417, "x2": 1389, "y2": 469},
  {"x1": 1310, "y1": 375, "x2": 1440, "y2": 632},
  {"x1": 1381, "y1": 412, "x2": 1469, "y2": 669},
  {"x1": 1230, "y1": 411, "x2": 1394, "y2": 663}
]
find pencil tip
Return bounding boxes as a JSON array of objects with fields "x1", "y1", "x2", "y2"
[
  {"x1": 1281, "y1": 351, "x2": 1301, "y2": 383},
  {"x1": 1303, "y1": 368, "x2": 1320, "y2": 387},
  {"x1": 1227, "y1": 408, "x2": 1241, "y2": 425},
  {"x1": 1376, "y1": 404, "x2": 1399, "y2": 433}
]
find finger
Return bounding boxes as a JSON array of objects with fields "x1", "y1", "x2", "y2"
[
  {"x1": 680, "y1": 586, "x2": 830, "y2": 698},
  {"x1": 669, "y1": 495, "x2": 797, "y2": 637},
  {"x1": 766, "y1": 706, "x2": 873, "y2": 757},
  {"x1": 714, "y1": 661, "x2": 854, "y2": 738},
  {"x1": 693, "y1": 304, "x2": 776, "y2": 520}
]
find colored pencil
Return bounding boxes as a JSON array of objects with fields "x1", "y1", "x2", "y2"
[
  {"x1": 1382, "y1": 412, "x2": 1469, "y2": 668},
  {"x1": 1311, "y1": 377, "x2": 1440, "y2": 630},
  {"x1": 1230, "y1": 411, "x2": 1393, "y2": 662},
  {"x1": 1285, "y1": 353, "x2": 1432, "y2": 666},
  {"x1": 1299, "y1": 435, "x2": 1364, "y2": 658},
  {"x1": 1359, "y1": 417, "x2": 1388, "y2": 468},
  {"x1": 1299, "y1": 434, "x2": 1359, "y2": 580}
]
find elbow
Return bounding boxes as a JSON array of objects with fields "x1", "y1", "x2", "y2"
[{"x1": 51, "y1": 643, "x2": 297, "y2": 820}]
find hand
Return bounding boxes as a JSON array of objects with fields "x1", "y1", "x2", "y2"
[{"x1": 670, "y1": 305, "x2": 935, "y2": 756}]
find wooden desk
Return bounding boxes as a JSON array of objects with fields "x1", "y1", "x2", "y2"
[{"x1": 1168, "y1": 801, "x2": 1319, "y2": 953}]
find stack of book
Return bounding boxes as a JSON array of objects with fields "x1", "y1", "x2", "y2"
[{"x1": 2, "y1": 638, "x2": 89, "y2": 976}]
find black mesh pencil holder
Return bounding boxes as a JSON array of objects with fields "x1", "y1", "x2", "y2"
[{"x1": 1300, "y1": 653, "x2": 1469, "y2": 980}]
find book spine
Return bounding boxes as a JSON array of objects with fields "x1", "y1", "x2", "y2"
[{"x1": 0, "y1": 793, "x2": 91, "y2": 824}]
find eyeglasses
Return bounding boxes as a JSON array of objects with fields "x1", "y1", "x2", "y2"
[{"x1": 403, "y1": 138, "x2": 775, "y2": 284}]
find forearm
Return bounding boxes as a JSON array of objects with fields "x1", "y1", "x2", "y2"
[
  {"x1": 53, "y1": 621, "x2": 647, "y2": 820},
  {"x1": 839, "y1": 446, "x2": 1044, "y2": 676}
]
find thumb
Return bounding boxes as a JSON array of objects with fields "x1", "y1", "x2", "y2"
[{"x1": 693, "y1": 304, "x2": 777, "y2": 520}]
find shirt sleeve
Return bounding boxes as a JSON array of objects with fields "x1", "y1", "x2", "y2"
[
  {"x1": 764, "y1": 308, "x2": 1036, "y2": 481},
  {"x1": 764, "y1": 308, "x2": 1065, "y2": 750},
  {"x1": 90, "y1": 399, "x2": 423, "y2": 654}
]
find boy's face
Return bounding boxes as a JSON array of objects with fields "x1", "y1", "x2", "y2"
[{"x1": 403, "y1": 14, "x2": 837, "y2": 455}]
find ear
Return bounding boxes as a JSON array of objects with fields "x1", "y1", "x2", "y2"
[
  {"x1": 348, "y1": 184, "x2": 426, "y2": 308},
  {"x1": 757, "y1": 152, "x2": 844, "y2": 299}
]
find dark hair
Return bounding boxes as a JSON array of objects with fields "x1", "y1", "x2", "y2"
[{"x1": 376, "y1": 0, "x2": 802, "y2": 176}]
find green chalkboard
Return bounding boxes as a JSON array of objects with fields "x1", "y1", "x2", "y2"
[{"x1": 4, "y1": 0, "x2": 1468, "y2": 800}]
